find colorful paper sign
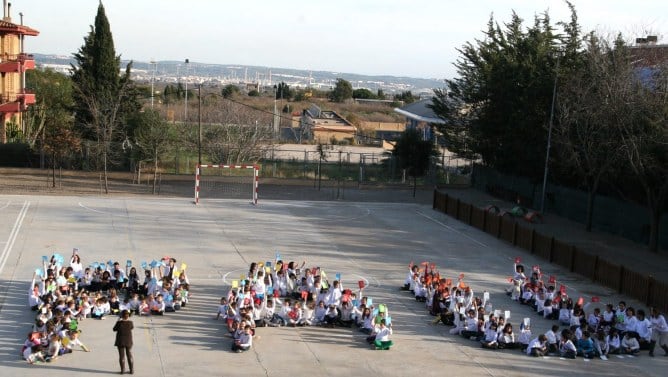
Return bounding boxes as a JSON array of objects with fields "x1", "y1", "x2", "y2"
[
  {"x1": 301, "y1": 290, "x2": 308, "y2": 300},
  {"x1": 358, "y1": 280, "x2": 365, "y2": 289},
  {"x1": 591, "y1": 296, "x2": 600, "y2": 303},
  {"x1": 35, "y1": 268, "x2": 42, "y2": 277},
  {"x1": 181, "y1": 263, "x2": 187, "y2": 271},
  {"x1": 386, "y1": 316, "x2": 392, "y2": 325},
  {"x1": 367, "y1": 298, "x2": 373, "y2": 306},
  {"x1": 232, "y1": 280, "x2": 239, "y2": 288},
  {"x1": 335, "y1": 273, "x2": 341, "y2": 281},
  {"x1": 126, "y1": 260, "x2": 132, "y2": 268},
  {"x1": 515, "y1": 257, "x2": 521, "y2": 264}
]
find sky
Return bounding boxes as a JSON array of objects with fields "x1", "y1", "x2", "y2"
[{"x1": 11, "y1": 0, "x2": 668, "y2": 79}]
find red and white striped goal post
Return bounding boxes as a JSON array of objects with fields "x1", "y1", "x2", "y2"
[{"x1": 194, "y1": 164, "x2": 259, "y2": 205}]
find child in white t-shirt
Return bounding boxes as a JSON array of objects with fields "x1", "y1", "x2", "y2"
[
  {"x1": 23, "y1": 344, "x2": 46, "y2": 364},
  {"x1": 215, "y1": 297, "x2": 228, "y2": 320}
]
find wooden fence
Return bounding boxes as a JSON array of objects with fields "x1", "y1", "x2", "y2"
[{"x1": 433, "y1": 190, "x2": 668, "y2": 314}]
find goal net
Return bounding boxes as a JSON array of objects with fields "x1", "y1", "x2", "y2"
[{"x1": 195, "y1": 164, "x2": 258, "y2": 205}]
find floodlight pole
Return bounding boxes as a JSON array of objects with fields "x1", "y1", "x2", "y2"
[
  {"x1": 540, "y1": 57, "x2": 560, "y2": 214},
  {"x1": 184, "y1": 58, "x2": 189, "y2": 122}
]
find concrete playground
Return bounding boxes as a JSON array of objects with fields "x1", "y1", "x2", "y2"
[{"x1": 0, "y1": 194, "x2": 666, "y2": 377}]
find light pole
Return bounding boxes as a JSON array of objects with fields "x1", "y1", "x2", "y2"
[
  {"x1": 273, "y1": 84, "x2": 279, "y2": 136},
  {"x1": 149, "y1": 59, "x2": 156, "y2": 109},
  {"x1": 184, "y1": 58, "x2": 189, "y2": 122},
  {"x1": 197, "y1": 84, "x2": 202, "y2": 167},
  {"x1": 540, "y1": 56, "x2": 560, "y2": 214}
]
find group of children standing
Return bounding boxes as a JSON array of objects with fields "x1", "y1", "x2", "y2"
[
  {"x1": 23, "y1": 249, "x2": 192, "y2": 363},
  {"x1": 216, "y1": 257, "x2": 394, "y2": 352}
]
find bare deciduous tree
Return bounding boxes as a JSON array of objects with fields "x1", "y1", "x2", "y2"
[
  {"x1": 556, "y1": 33, "x2": 630, "y2": 231},
  {"x1": 618, "y1": 61, "x2": 668, "y2": 252},
  {"x1": 199, "y1": 98, "x2": 274, "y2": 165}
]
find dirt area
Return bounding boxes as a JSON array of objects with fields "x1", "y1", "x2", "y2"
[{"x1": 0, "y1": 167, "x2": 435, "y2": 203}]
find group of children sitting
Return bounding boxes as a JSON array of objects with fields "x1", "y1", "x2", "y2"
[
  {"x1": 504, "y1": 260, "x2": 668, "y2": 359},
  {"x1": 22, "y1": 248, "x2": 192, "y2": 363},
  {"x1": 402, "y1": 259, "x2": 668, "y2": 360},
  {"x1": 215, "y1": 256, "x2": 394, "y2": 352}
]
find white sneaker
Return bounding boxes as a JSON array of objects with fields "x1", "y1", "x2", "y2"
[{"x1": 600, "y1": 355, "x2": 608, "y2": 360}]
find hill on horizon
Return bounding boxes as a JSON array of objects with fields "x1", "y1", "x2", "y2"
[{"x1": 32, "y1": 53, "x2": 445, "y2": 94}]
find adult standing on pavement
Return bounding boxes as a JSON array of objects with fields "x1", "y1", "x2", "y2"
[
  {"x1": 649, "y1": 307, "x2": 668, "y2": 357},
  {"x1": 113, "y1": 310, "x2": 134, "y2": 374}
]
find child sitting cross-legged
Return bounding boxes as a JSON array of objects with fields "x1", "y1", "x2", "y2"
[
  {"x1": 481, "y1": 323, "x2": 499, "y2": 349},
  {"x1": 576, "y1": 331, "x2": 596, "y2": 359},
  {"x1": 232, "y1": 324, "x2": 253, "y2": 353},
  {"x1": 373, "y1": 319, "x2": 393, "y2": 350}
]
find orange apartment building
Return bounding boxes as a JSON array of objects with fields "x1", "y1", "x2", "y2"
[{"x1": 0, "y1": 0, "x2": 38, "y2": 143}]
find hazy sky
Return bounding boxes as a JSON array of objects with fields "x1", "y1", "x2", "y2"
[{"x1": 12, "y1": 0, "x2": 667, "y2": 79}]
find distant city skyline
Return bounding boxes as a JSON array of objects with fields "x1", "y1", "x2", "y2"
[{"x1": 13, "y1": 0, "x2": 668, "y2": 79}]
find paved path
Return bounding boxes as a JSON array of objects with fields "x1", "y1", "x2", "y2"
[
  {"x1": 0, "y1": 194, "x2": 666, "y2": 377},
  {"x1": 439, "y1": 187, "x2": 668, "y2": 284}
]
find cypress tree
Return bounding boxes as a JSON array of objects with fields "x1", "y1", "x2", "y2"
[{"x1": 71, "y1": 2, "x2": 138, "y2": 192}]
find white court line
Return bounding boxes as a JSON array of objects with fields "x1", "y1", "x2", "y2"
[
  {"x1": 78, "y1": 202, "x2": 110, "y2": 214},
  {"x1": 0, "y1": 200, "x2": 30, "y2": 276},
  {"x1": 0, "y1": 200, "x2": 11, "y2": 211},
  {"x1": 78, "y1": 200, "x2": 370, "y2": 225},
  {"x1": 415, "y1": 210, "x2": 489, "y2": 248}
]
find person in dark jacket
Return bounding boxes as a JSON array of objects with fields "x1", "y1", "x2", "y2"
[{"x1": 113, "y1": 310, "x2": 134, "y2": 374}]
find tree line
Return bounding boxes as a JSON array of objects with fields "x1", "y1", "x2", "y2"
[{"x1": 430, "y1": 2, "x2": 667, "y2": 252}]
